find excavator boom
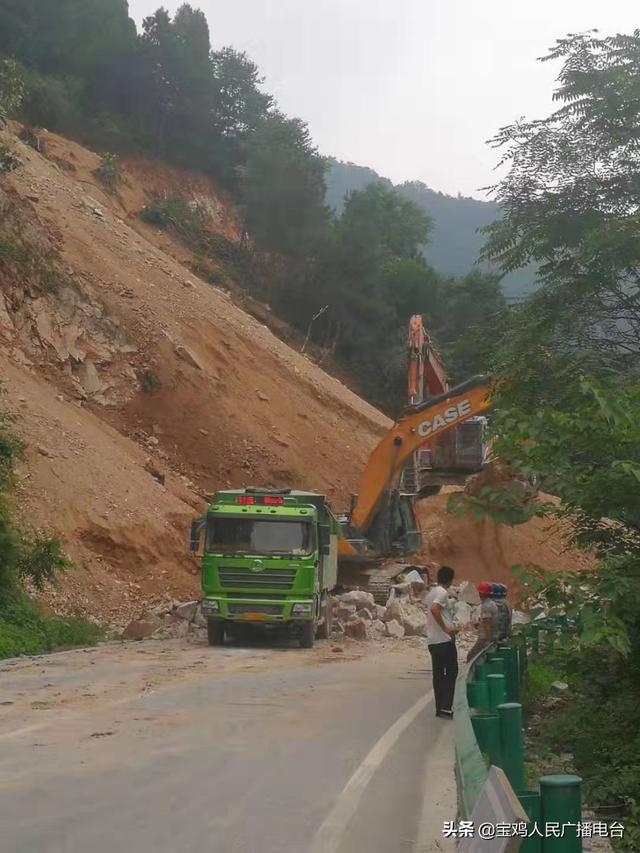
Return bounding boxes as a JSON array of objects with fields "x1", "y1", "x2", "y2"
[{"x1": 348, "y1": 374, "x2": 493, "y2": 538}]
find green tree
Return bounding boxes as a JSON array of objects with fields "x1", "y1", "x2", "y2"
[
  {"x1": 484, "y1": 31, "x2": 640, "y2": 386},
  {"x1": 0, "y1": 58, "x2": 24, "y2": 117},
  {"x1": 483, "y1": 31, "x2": 640, "y2": 659},
  {"x1": 240, "y1": 112, "x2": 328, "y2": 256}
]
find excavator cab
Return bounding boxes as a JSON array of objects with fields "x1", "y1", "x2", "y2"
[{"x1": 349, "y1": 491, "x2": 421, "y2": 558}]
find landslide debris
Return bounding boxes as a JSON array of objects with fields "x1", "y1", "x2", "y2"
[{"x1": 0, "y1": 122, "x2": 389, "y2": 625}]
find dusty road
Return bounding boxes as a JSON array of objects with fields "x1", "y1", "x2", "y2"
[{"x1": 0, "y1": 638, "x2": 455, "y2": 853}]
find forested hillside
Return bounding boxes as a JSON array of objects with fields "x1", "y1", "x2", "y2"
[
  {"x1": 0, "y1": 0, "x2": 508, "y2": 413},
  {"x1": 326, "y1": 160, "x2": 535, "y2": 297}
]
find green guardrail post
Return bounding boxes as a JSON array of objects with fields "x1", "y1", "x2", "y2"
[
  {"x1": 497, "y1": 702, "x2": 525, "y2": 792},
  {"x1": 498, "y1": 645, "x2": 520, "y2": 701},
  {"x1": 487, "y1": 656, "x2": 506, "y2": 677},
  {"x1": 467, "y1": 679, "x2": 489, "y2": 711},
  {"x1": 471, "y1": 713, "x2": 502, "y2": 768},
  {"x1": 487, "y1": 673, "x2": 507, "y2": 712},
  {"x1": 474, "y1": 661, "x2": 489, "y2": 681},
  {"x1": 519, "y1": 790, "x2": 543, "y2": 853},
  {"x1": 540, "y1": 775, "x2": 583, "y2": 852}
]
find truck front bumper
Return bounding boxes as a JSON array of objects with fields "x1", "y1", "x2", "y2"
[{"x1": 202, "y1": 598, "x2": 314, "y2": 622}]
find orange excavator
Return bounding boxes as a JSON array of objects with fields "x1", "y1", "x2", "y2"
[{"x1": 336, "y1": 316, "x2": 493, "y2": 593}]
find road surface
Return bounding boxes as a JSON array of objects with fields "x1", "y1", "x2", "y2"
[{"x1": 0, "y1": 637, "x2": 455, "y2": 853}]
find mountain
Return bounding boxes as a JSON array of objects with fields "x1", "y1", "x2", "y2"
[{"x1": 325, "y1": 160, "x2": 535, "y2": 298}]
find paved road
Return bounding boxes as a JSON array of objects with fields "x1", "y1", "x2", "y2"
[{"x1": 0, "y1": 638, "x2": 455, "y2": 853}]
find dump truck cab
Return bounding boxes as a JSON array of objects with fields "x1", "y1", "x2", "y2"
[{"x1": 191, "y1": 488, "x2": 339, "y2": 648}]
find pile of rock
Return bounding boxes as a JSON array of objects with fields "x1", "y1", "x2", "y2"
[
  {"x1": 332, "y1": 588, "x2": 430, "y2": 641},
  {"x1": 122, "y1": 599, "x2": 207, "y2": 642}
]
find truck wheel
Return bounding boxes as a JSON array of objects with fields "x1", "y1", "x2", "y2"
[
  {"x1": 316, "y1": 595, "x2": 333, "y2": 640},
  {"x1": 207, "y1": 619, "x2": 225, "y2": 646},
  {"x1": 300, "y1": 621, "x2": 315, "y2": 649}
]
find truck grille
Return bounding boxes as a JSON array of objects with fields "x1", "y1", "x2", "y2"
[
  {"x1": 227, "y1": 604, "x2": 283, "y2": 616},
  {"x1": 218, "y1": 567, "x2": 297, "y2": 590}
]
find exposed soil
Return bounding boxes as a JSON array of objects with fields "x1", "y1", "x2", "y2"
[
  {"x1": 416, "y1": 492, "x2": 595, "y2": 600},
  {"x1": 0, "y1": 123, "x2": 593, "y2": 626}
]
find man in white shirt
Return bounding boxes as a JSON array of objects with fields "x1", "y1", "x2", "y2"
[{"x1": 426, "y1": 565, "x2": 459, "y2": 719}]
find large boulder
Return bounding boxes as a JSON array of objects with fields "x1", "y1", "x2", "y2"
[
  {"x1": 122, "y1": 619, "x2": 159, "y2": 640},
  {"x1": 162, "y1": 613, "x2": 190, "y2": 638},
  {"x1": 340, "y1": 590, "x2": 376, "y2": 609},
  {"x1": 173, "y1": 600, "x2": 199, "y2": 622},
  {"x1": 357, "y1": 607, "x2": 374, "y2": 622},
  {"x1": 384, "y1": 599, "x2": 405, "y2": 624},
  {"x1": 370, "y1": 619, "x2": 386, "y2": 636},
  {"x1": 459, "y1": 581, "x2": 481, "y2": 606},
  {"x1": 344, "y1": 617, "x2": 369, "y2": 640},
  {"x1": 192, "y1": 605, "x2": 207, "y2": 627},
  {"x1": 385, "y1": 619, "x2": 405, "y2": 639},
  {"x1": 401, "y1": 604, "x2": 428, "y2": 637},
  {"x1": 337, "y1": 603, "x2": 358, "y2": 622},
  {"x1": 454, "y1": 601, "x2": 472, "y2": 627}
]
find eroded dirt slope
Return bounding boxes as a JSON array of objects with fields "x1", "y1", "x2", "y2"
[
  {"x1": 416, "y1": 492, "x2": 595, "y2": 600},
  {"x1": 0, "y1": 124, "x2": 389, "y2": 624}
]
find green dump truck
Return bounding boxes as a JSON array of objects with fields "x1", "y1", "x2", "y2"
[{"x1": 190, "y1": 488, "x2": 340, "y2": 648}]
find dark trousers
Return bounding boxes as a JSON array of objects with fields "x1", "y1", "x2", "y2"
[{"x1": 428, "y1": 640, "x2": 458, "y2": 713}]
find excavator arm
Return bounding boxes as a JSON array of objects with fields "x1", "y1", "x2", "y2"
[{"x1": 339, "y1": 374, "x2": 493, "y2": 558}]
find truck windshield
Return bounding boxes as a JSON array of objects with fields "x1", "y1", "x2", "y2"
[{"x1": 206, "y1": 518, "x2": 313, "y2": 556}]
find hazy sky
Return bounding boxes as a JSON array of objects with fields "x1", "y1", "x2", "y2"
[{"x1": 128, "y1": 0, "x2": 639, "y2": 198}]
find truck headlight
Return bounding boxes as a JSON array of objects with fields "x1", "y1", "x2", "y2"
[
  {"x1": 202, "y1": 599, "x2": 219, "y2": 612},
  {"x1": 292, "y1": 603, "x2": 312, "y2": 614}
]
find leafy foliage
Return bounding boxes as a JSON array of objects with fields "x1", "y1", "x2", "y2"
[
  {"x1": 0, "y1": 387, "x2": 99, "y2": 657},
  {"x1": 17, "y1": 535, "x2": 68, "y2": 591},
  {"x1": 96, "y1": 153, "x2": 122, "y2": 191},
  {"x1": 0, "y1": 595, "x2": 102, "y2": 658},
  {"x1": 481, "y1": 32, "x2": 640, "y2": 842},
  {"x1": 240, "y1": 113, "x2": 328, "y2": 257},
  {"x1": 139, "y1": 193, "x2": 211, "y2": 249},
  {"x1": 0, "y1": 57, "x2": 24, "y2": 116},
  {"x1": 325, "y1": 160, "x2": 537, "y2": 297},
  {"x1": 138, "y1": 369, "x2": 161, "y2": 393},
  {"x1": 525, "y1": 648, "x2": 640, "y2": 850}
]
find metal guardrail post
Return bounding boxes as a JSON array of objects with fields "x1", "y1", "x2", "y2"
[
  {"x1": 540, "y1": 775, "x2": 583, "y2": 852},
  {"x1": 487, "y1": 672, "x2": 507, "y2": 712},
  {"x1": 467, "y1": 679, "x2": 489, "y2": 710},
  {"x1": 471, "y1": 714, "x2": 502, "y2": 768},
  {"x1": 497, "y1": 702, "x2": 525, "y2": 792},
  {"x1": 487, "y1": 655, "x2": 506, "y2": 677},
  {"x1": 519, "y1": 790, "x2": 543, "y2": 853},
  {"x1": 475, "y1": 661, "x2": 489, "y2": 681},
  {"x1": 498, "y1": 645, "x2": 520, "y2": 701}
]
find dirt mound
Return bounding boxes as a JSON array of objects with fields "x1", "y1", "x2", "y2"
[
  {"x1": 415, "y1": 492, "x2": 595, "y2": 601},
  {"x1": 0, "y1": 123, "x2": 389, "y2": 624}
]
